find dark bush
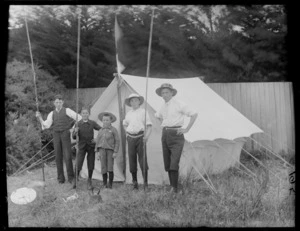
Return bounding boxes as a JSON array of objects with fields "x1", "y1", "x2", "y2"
[{"x1": 5, "y1": 60, "x2": 76, "y2": 175}]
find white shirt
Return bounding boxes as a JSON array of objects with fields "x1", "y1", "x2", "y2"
[
  {"x1": 41, "y1": 108, "x2": 82, "y2": 130},
  {"x1": 123, "y1": 107, "x2": 152, "y2": 134},
  {"x1": 155, "y1": 97, "x2": 196, "y2": 127}
]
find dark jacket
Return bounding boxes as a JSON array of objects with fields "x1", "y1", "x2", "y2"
[{"x1": 72, "y1": 119, "x2": 101, "y2": 149}]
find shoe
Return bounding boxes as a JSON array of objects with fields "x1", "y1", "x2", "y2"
[
  {"x1": 72, "y1": 180, "x2": 77, "y2": 189},
  {"x1": 87, "y1": 178, "x2": 93, "y2": 190},
  {"x1": 170, "y1": 187, "x2": 178, "y2": 193},
  {"x1": 58, "y1": 180, "x2": 65, "y2": 184},
  {"x1": 133, "y1": 181, "x2": 138, "y2": 190},
  {"x1": 69, "y1": 178, "x2": 77, "y2": 189},
  {"x1": 144, "y1": 183, "x2": 148, "y2": 189},
  {"x1": 108, "y1": 172, "x2": 114, "y2": 189},
  {"x1": 102, "y1": 173, "x2": 108, "y2": 188}
]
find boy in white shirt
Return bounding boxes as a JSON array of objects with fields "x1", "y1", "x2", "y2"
[
  {"x1": 123, "y1": 93, "x2": 152, "y2": 189},
  {"x1": 36, "y1": 94, "x2": 82, "y2": 185},
  {"x1": 155, "y1": 83, "x2": 198, "y2": 193}
]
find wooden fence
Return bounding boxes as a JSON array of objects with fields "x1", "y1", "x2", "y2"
[
  {"x1": 65, "y1": 82, "x2": 295, "y2": 155},
  {"x1": 207, "y1": 82, "x2": 295, "y2": 156}
]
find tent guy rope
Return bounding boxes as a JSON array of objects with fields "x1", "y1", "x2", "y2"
[
  {"x1": 249, "y1": 137, "x2": 294, "y2": 168},
  {"x1": 12, "y1": 138, "x2": 53, "y2": 176},
  {"x1": 189, "y1": 142, "x2": 217, "y2": 193}
]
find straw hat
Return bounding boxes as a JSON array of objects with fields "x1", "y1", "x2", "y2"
[
  {"x1": 155, "y1": 83, "x2": 177, "y2": 97},
  {"x1": 125, "y1": 93, "x2": 144, "y2": 107},
  {"x1": 98, "y1": 112, "x2": 117, "y2": 123}
]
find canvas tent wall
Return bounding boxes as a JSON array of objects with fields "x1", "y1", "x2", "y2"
[{"x1": 80, "y1": 74, "x2": 263, "y2": 184}]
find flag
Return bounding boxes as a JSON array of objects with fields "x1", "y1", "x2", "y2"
[{"x1": 115, "y1": 15, "x2": 126, "y2": 74}]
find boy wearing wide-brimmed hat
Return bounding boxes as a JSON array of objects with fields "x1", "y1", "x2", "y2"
[
  {"x1": 123, "y1": 93, "x2": 152, "y2": 189},
  {"x1": 95, "y1": 112, "x2": 120, "y2": 189},
  {"x1": 155, "y1": 83, "x2": 198, "y2": 193}
]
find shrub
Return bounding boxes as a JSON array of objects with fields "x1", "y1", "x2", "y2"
[
  {"x1": 6, "y1": 112, "x2": 41, "y2": 175},
  {"x1": 240, "y1": 149, "x2": 270, "y2": 167},
  {"x1": 5, "y1": 60, "x2": 76, "y2": 175}
]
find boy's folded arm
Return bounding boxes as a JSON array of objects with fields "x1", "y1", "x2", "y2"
[{"x1": 113, "y1": 127, "x2": 120, "y2": 153}]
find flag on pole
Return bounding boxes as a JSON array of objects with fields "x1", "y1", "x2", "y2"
[{"x1": 115, "y1": 15, "x2": 126, "y2": 74}]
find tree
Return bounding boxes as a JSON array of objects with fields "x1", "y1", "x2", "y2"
[{"x1": 8, "y1": 5, "x2": 287, "y2": 86}]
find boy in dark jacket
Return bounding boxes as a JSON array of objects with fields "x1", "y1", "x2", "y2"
[{"x1": 72, "y1": 107, "x2": 101, "y2": 190}]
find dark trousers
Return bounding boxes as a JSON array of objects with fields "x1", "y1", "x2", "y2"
[
  {"x1": 161, "y1": 128, "x2": 185, "y2": 171},
  {"x1": 127, "y1": 134, "x2": 148, "y2": 174},
  {"x1": 53, "y1": 130, "x2": 74, "y2": 182},
  {"x1": 75, "y1": 145, "x2": 95, "y2": 174}
]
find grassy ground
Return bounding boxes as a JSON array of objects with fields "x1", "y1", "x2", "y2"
[{"x1": 7, "y1": 158, "x2": 294, "y2": 227}]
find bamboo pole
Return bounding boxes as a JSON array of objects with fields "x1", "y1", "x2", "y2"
[
  {"x1": 75, "y1": 8, "x2": 81, "y2": 190},
  {"x1": 116, "y1": 73, "x2": 127, "y2": 180},
  {"x1": 24, "y1": 8, "x2": 45, "y2": 182},
  {"x1": 143, "y1": 8, "x2": 155, "y2": 191}
]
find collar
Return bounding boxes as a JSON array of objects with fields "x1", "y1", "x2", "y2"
[
  {"x1": 132, "y1": 107, "x2": 141, "y2": 111},
  {"x1": 79, "y1": 119, "x2": 91, "y2": 124},
  {"x1": 165, "y1": 97, "x2": 174, "y2": 105},
  {"x1": 102, "y1": 125, "x2": 112, "y2": 129}
]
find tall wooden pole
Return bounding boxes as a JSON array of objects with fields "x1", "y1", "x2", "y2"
[
  {"x1": 115, "y1": 73, "x2": 127, "y2": 180},
  {"x1": 143, "y1": 9, "x2": 155, "y2": 190},
  {"x1": 24, "y1": 9, "x2": 45, "y2": 182},
  {"x1": 75, "y1": 8, "x2": 81, "y2": 189}
]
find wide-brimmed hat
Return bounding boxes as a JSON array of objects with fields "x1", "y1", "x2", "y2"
[
  {"x1": 98, "y1": 112, "x2": 117, "y2": 123},
  {"x1": 125, "y1": 93, "x2": 144, "y2": 107},
  {"x1": 155, "y1": 83, "x2": 177, "y2": 97}
]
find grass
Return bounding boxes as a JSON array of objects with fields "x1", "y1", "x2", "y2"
[{"x1": 6, "y1": 156, "x2": 295, "y2": 227}]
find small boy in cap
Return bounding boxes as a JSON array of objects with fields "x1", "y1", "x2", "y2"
[
  {"x1": 72, "y1": 106, "x2": 102, "y2": 190},
  {"x1": 95, "y1": 112, "x2": 120, "y2": 189},
  {"x1": 123, "y1": 93, "x2": 152, "y2": 189}
]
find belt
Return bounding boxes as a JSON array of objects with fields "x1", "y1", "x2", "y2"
[
  {"x1": 127, "y1": 131, "x2": 144, "y2": 138},
  {"x1": 163, "y1": 126, "x2": 181, "y2": 130}
]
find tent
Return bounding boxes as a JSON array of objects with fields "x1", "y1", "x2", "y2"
[{"x1": 80, "y1": 74, "x2": 263, "y2": 185}]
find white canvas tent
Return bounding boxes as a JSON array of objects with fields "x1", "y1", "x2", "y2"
[{"x1": 80, "y1": 74, "x2": 263, "y2": 184}]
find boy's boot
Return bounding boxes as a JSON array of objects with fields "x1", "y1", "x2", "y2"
[
  {"x1": 102, "y1": 173, "x2": 108, "y2": 188},
  {"x1": 108, "y1": 171, "x2": 114, "y2": 189},
  {"x1": 142, "y1": 170, "x2": 148, "y2": 188},
  {"x1": 170, "y1": 171, "x2": 178, "y2": 193},
  {"x1": 72, "y1": 170, "x2": 80, "y2": 189},
  {"x1": 132, "y1": 172, "x2": 138, "y2": 190},
  {"x1": 168, "y1": 171, "x2": 173, "y2": 188},
  {"x1": 87, "y1": 170, "x2": 93, "y2": 190}
]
